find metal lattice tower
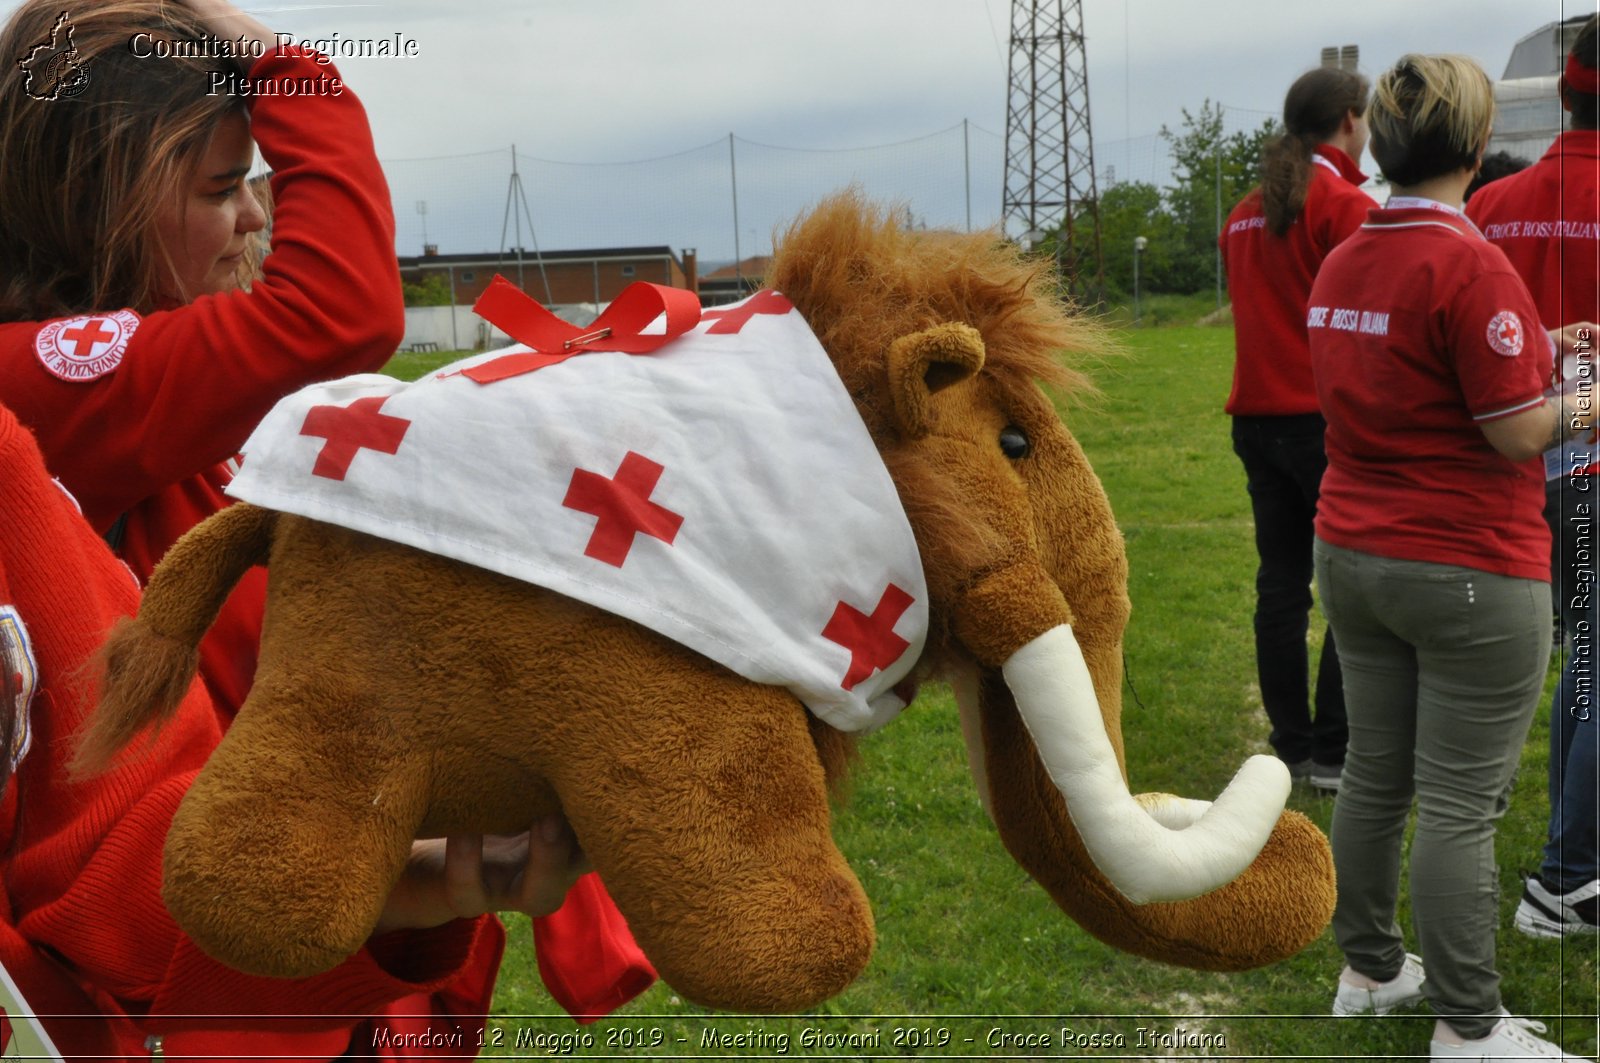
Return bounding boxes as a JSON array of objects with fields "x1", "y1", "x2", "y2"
[{"x1": 1002, "y1": 0, "x2": 1105, "y2": 297}]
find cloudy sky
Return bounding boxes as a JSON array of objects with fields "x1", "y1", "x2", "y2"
[{"x1": 5, "y1": 0, "x2": 1594, "y2": 261}]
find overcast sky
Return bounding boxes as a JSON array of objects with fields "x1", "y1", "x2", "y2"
[{"x1": 5, "y1": 0, "x2": 1595, "y2": 261}]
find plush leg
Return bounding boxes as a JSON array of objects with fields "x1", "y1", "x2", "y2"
[
  {"x1": 526, "y1": 609, "x2": 875, "y2": 1012},
  {"x1": 163, "y1": 670, "x2": 431, "y2": 978}
]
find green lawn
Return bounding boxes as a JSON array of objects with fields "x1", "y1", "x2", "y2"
[{"x1": 385, "y1": 326, "x2": 1598, "y2": 1060}]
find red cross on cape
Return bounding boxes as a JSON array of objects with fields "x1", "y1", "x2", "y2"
[
  {"x1": 299, "y1": 396, "x2": 413, "y2": 480},
  {"x1": 563, "y1": 451, "x2": 684, "y2": 567},
  {"x1": 822, "y1": 584, "x2": 915, "y2": 691},
  {"x1": 701, "y1": 289, "x2": 794, "y2": 334}
]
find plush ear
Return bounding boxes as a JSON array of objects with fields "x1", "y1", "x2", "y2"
[{"x1": 886, "y1": 322, "x2": 987, "y2": 438}]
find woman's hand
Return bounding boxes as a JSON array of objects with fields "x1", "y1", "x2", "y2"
[
  {"x1": 370, "y1": 816, "x2": 592, "y2": 937},
  {"x1": 182, "y1": 0, "x2": 277, "y2": 64},
  {"x1": 1550, "y1": 322, "x2": 1599, "y2": 437},
  {"x1": 1551, "y1": 321, "x2": 1599, "y2": 364}
]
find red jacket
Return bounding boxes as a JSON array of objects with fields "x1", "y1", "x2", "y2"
[
  {"x1": 0, "y1": 49, "x2": 651, "y2": 1037},
  {"x1": 0, "y1": 403, "x2": 504, "y2": 1060},
  {"x1": 1466, "y1": 129, "x2": 1600, "y2": 330},
  {"x1": 1220, "y1": 145, "x2": 1373, "y2": 416}
]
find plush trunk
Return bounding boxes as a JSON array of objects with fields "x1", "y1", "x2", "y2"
[{"x1": 961, "y1": 658, "x2": 1335, "y2": 970}]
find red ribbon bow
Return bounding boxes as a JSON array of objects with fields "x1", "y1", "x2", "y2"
[{"x1": 462, "y1": 275, "x2": 703, "y2": 384}]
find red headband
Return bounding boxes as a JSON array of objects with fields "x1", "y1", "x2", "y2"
[{"x1": 1567, "y1": 52, "x2": 1600, "y2": 95}]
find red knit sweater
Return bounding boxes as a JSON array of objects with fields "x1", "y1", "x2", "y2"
[{"x1": 0, "y1": 404, "x2": 506, "y2": 1060}]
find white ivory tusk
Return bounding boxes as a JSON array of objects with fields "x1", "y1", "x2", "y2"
[
  {"x1": 1135, "y1": 792, "x2": 1213, "y2": 831},
  {"x1": 1001, "y1": 625, "x2": 1289, "y2": 904}
]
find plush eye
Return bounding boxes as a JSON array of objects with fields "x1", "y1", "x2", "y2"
[{"x1": 999, "y1": 425, "x2": 1030, "y2": 459}]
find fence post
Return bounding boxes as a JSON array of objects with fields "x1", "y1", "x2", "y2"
[
  {"x1": 964, "y1": 118, "x2": 972, "y2": 232},
  {"x1": 1215, "y1": 147, "x2": 1223, "y2": 309},
  {"x1": 729, "y1": 133, "x2": 742, "y2": 291}
]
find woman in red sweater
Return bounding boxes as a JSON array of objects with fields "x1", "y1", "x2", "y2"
[
  {"x1": 0, "y1": 398, "x2": 599, "y2": 1059},
  {"x1": 1219, "y1": 67, "x2": 1372, "y2": 793},
  {"x1": 0, "y1": 0, "x2": 650, "y2": 1051}
]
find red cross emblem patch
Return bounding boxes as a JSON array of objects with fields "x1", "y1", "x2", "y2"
[
  {"x1": 1486, "y1": 310, "x2": 1525, "y2": 358},
  {"x1": 34, "y1": 310, "x2": 140, "y2": 382}
]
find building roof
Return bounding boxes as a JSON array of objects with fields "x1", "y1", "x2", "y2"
[
  {"x1": 399, "y1": 245, "x2": 679, "y2": 269},
  {"x1": 700, "y1": 256, "x2": 772, "y2": 282},
  {"x1": 1488, "y1": 14, "x2": 1590, "y2": 161},
  {"x1": 1502, "y1": 14, "x2": 1589, "y2": 79}
]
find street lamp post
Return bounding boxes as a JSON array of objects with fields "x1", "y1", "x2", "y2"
[{"x1": 1133, "y1": 236, "x2": 1148, "y2": 325}]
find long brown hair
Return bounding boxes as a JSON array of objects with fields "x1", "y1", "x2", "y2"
[
  {"x1": 0, "y1": 1, "x2": 254, "y2": 320},
  {"x1": 1259, "y1": 68, "x2": 1370, "y2": 235}
]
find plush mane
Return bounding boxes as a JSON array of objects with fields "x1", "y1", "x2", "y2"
[
  {"x1": 769, "y1": 192, "x2": 1114, "y2": 678},
  {"x1": 766, "y1": 190, "x2": 1106, "y2": 437}
]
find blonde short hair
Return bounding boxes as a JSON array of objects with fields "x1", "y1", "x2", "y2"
[{"x1": 1368, "y1": 54, "x2": 1494, "y2": 186}]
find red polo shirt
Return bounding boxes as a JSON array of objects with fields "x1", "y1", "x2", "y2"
[
  {"x1": 1221, "y1": 144, "x2": 1374, "y2": 415},
  {"x1": 1310, "y1": 202, "x2": 1554, "y2": 580},
  {"x1": 1466, "y1": 129, "x2": 1600, "y2": 329}
]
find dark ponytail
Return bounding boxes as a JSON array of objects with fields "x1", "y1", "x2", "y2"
[{"x1": 1260, "y1": 68, "x2": 1370, "y2": 235}]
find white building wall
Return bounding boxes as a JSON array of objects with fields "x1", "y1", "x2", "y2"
[
  {"x1": 1491, "y1": 76, "x2": 1562, "y2": 163},
  {"x1": 401, "y1": 303, "x2": 603, "y2": 354}
]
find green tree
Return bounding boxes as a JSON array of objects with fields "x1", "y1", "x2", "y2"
[
  {"x1": 402, "y1": 272, "x2": 452, "y2": 307},
  {"x1": 1039, "y1": 101, "x2": 1278, "y2": 301},
  {"x1": 1068, "y1": 181, "x2": 1187, "y2": 299},
  {"x1": 1159, "y1": 100, "x2": 1276, "y2": 296}
]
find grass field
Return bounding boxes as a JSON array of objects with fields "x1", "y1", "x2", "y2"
[{"x1": 385, "y1": 321, "x2": 1599, "y2": 1060}]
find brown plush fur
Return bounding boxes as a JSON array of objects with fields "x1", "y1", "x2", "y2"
[{"x1": 83, "y1": 192, "x2": 1334, "y2": 1011}]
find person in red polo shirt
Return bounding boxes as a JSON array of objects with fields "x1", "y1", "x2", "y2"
[
  {"x1": 1465, "y1": 14, "x2": 1600, "y2": 942},
  {"x1": 1219, "y1": 67, "x2": 1372, "y2": 793},
  {"x1": 1309, "y1": 53, "x2": 1592, "y2": 1063}
]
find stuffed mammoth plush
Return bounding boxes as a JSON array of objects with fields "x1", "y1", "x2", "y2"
[{"x1": 81, "y1": 192, "x2": 1334, "y2": 1013}]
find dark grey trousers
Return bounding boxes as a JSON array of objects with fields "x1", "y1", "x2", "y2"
[{"x1": 1314, "y1": 539, "x2": 1550, "y2": 1040}]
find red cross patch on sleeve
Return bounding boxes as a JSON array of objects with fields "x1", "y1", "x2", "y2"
[
  {"x1": 34, "y1": 310, "x2": 141, "y2": 382},
  {"x1": 1486, "y1": 310, "x2": 1525, "y2": 358}
]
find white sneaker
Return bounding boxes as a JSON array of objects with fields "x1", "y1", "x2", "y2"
[
  {"x1": 1431, "y1": 1012, "x2": 1587, "y2": 1061},
  {"x1": 1332, "y1": 952, "x2": 1426, "y2": 1016},
  {"x1": 1515, "y1": 877, "x2": 1599, "y2": 939}
]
